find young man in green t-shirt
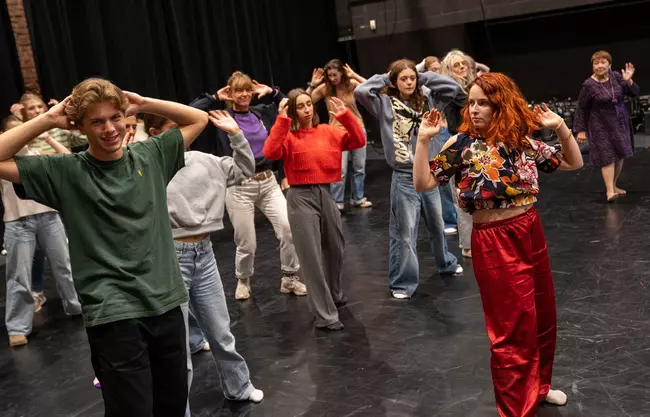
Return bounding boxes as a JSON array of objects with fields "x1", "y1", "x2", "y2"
[{"x1": 0, "y1": 78, "x2": 208, "y2": 416}]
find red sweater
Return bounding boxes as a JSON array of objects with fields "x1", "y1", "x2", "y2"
[{"x1": 263, "y1": 109, "x2": 366, "y2": 185}]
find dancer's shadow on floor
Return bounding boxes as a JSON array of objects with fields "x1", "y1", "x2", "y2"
[{"x1": 302, "y1": 307, "x2": 401, "y2": 417}]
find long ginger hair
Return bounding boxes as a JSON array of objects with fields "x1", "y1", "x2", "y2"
[{"x1": 458, "y1": 73, "x2": 539, "y2": 151}]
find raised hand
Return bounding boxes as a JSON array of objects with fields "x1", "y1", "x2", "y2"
[
  {"x1": 252, "y1": 81, "x2": 273, "y2": 99},
  {"x1": 44, "y1": 96, "x2": 75, "y2": 130},
  {"x1": 417, "y1": 110, "x2": 442, "y2": 141},
  {"x1": 311, "y1": 68, "x2": 325, "y2": 86},
  {"x1": 123, "y1": 131, "x2": 136, "y2": 146},
  {"x1": 215, "y1": 86, "x2": 233, "y2": 102},
  {"x1": 208, "y1": 110, "x2": 242, "y2": 135},
  {"x1": 123, "y1": 91, "x2": 147, "y2": 117},
  {"x1": 533, "y1": 103, "x2": 563, "y2": 130},
  {"x1": 621, "y1": 62, "x2": 635, "y2": 82},
  {"x1": 10, "y1": 103, "x2": 24, "y2": 120},
  {"x1": 48, "y1": 98, "x2": 59, "y2": 107},
  {"x1": 328, "y1": 97, "x2": 347, "y2": 116},
  {"x1": 278, "y1": 98, "x2": 289, "y2": 117},
  {"x1": 344, "y1": 64, "x2": 355, "y2": 79}
]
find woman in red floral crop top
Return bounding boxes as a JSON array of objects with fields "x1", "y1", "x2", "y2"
[{"x1": 413, "y1": 73, "x2": 583, "y2": 417}]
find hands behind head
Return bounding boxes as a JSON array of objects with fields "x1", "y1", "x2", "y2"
[
  {"x1": 417, "y1": 109, "x2": 442, "y2": 142},
  {"x1": 533, "y1": 103, "x2": 563, "y2": 130},
  {"x1": 252, "y1": 81, "x2": 273, "y2": 99},
  {"x1": 208, "y1": 110, "x2": 242, "y2": 135},
  {"x1": 10, "y1": 103, "x2": 24, "y2": 120},
  {"x1": 44, "y1": 96, "x2": 77, "y2": 130},
  {"x1": 123, "y1": 91, "x2": 146, "y2": 117},
  {"x1": 311, "y1": 68, "x2": 325, "y2": 86},
  {"x1": 278, "y1": 98, "x2": 289, "y2": 117},
  {"x1": 327, "y1": 97, "x2": 347, "y2": 117},
  {"x1": 216, "y1": 86, "x2": 233, "y2": 102}
]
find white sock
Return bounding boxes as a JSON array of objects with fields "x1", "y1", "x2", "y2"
[
  {"x1": 248, "y1": 388, "x2": 264, "y2": 403},
  {"x1": 545, "y1": 389, "x2": 567, "y2": 406}
]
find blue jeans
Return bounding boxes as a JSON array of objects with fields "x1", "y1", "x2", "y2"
[
  {"x1": 389, "y1": 171, "x2": 458, "y2": 296},
  {"x1": 331, "y1": 142, "x2": 368, "y2": 204},
  {"x1": 31, "y1": 249, "x2": 45, "y2": 293},
  {"x1": 174, "y1": 237, "x2": 255, "y2": 402},
  {"x1": 433, "y1": 127, "x2": 457, "y2": 228},
  {"x1": 4, "y1": 212, "x2": 81, "y2": 336}
]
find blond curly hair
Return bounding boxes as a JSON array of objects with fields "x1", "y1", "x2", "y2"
[{"x1": 65, "y1": 78, "x2": 128, "y2": 125}]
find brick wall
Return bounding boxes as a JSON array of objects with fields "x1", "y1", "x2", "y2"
[{"x1": 6, "y1": 0, "x2": 39, "y2": 93}]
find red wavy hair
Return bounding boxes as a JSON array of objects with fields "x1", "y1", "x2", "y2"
[{"x1": 458, "y1": 72, "x2": 539, "y2": 150}]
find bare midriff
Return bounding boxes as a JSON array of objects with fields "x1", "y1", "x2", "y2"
[{"x1": 472, "y1": 204, "x2": 533, "y2": 224}]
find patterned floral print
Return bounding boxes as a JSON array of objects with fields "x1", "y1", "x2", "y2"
[{"x1": 430, "y1": 134, "x2": 563, "y2": 213}]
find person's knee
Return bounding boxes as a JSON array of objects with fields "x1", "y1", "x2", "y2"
[{"x1": 276, "y1": 221, "x2": 294, "y2": 244}]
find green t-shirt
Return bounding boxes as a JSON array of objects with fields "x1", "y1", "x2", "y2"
[{"x1": 15, "y1": 128, "x2": 188, "y2": 327}]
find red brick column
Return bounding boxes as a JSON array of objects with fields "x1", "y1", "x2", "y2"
[{"x1": 6, "y1": 0, "x2": 39, "y2": 93}]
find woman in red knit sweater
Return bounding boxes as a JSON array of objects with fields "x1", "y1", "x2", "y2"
[{"x1": 263, "y1": 89, "x2": 365, "y2": 330}]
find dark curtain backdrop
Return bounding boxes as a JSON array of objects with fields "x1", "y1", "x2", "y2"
[
  {"x1": 0, "y1": 1, "x2": 24, "y2": 118},
  {"x1": 24, "y1": 0, "x2": 340, "y2": 150}
]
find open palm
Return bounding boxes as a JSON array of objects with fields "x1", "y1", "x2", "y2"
[
  {"x1": 533, "y1": 104, "x2": 563, "y2": 130},
  {"x1": 419, "y1": 110, "x2": 442, "y2": 139},
  {"x1": 208, "y1": 110, "x2": 240, "y2": 135}
]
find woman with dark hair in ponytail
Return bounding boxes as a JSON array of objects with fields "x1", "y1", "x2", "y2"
[{"x1": 354, "y1": 58, "x2": 463, "y2": 300}]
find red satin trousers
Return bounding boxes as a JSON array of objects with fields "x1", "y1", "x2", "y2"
[{"x1": 471, "y1": 207, "x2": 557, "y2": 417}]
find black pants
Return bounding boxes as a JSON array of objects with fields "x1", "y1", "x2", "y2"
[{"x1": 86, "y1": 306, "x2": 188, "y2": 417}]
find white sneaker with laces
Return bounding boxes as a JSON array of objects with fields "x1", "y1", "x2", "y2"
[{"x1": 235, "y1": 278, "x2": 251, "y2": 300}]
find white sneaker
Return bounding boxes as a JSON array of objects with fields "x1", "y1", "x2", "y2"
[
  {"x1": 202, "y1": 342, "x2": 211, "y2": 352},
  {"x1": 280, "y1": 275, "x2": 307, "y2": 296},
  {"x1": 545, "y1": 389, "x2": 567, "y2": 406},
  {"x1": 391, "y1": 291, "x2": 410, "y2": 299},
  {"x1": 444, "y1": 227, "x2": 457, "y2": 235},
  {"x1": 336, "y1": 203, "x2": 344, "y2": 211},
  {"x1": 248, "y1": 388, "x2": 264, "y2": 403},
  {"x1": 235, "y1": 278, "x2": 251, "y2": 300},
  {"x1": 1, "y1": 249, "x2": 6, "y2": 256},
  {"x1": 454, "y1": 265, "x2": 464, "y2": 276}
]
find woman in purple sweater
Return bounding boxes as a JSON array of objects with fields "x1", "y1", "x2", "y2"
[{"x1": 574, "y1": 50, "x2": 639, "y2": 202}]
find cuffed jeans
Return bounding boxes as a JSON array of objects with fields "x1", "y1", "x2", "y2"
[
  {"x1": 4, "y1": 212, "x2": 81, "y2": 336},
  {"x1": 389, "y1": 172, "x2": 458, "y2": 296},
  {"x1": 226, "y1": 175, "x2": 299, "y2": 280},
  {"x1": 331, "y1": 142, "x2": 368, "y2": 204},
  {"x1": 175, "y1": 237, "x2": 255, "y2": 402}
]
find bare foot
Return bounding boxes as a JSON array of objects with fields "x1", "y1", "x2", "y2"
[
  {"x1": 615, "y1": 187, "x2": 626, "y2": 195},
  {"x1": 607, "y1": 193, "x2": 618, "y2": 202}
]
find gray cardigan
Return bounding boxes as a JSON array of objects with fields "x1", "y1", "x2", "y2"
[
  {"x1": 354, "y1": 72, "x2": 463, "y2": 173},
  {"x1": 167, "y1": 132, "x2": 255, "y2": 238}
]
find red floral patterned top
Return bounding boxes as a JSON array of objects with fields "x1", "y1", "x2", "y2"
[{"x1": 430, "y1": 134, "x2": 563, "y2": 213}]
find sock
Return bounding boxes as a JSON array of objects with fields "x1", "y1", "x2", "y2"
[
  {"x1": 248, "y1": 389, "x2": 264, "y2": 403},
  {"x1": 545, "y1": 389, "x2": 567, "y2": 406}
]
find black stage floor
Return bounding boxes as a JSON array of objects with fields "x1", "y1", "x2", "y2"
[{"x1": 2, "y1": 148, "x2": 650, "y2": 417}]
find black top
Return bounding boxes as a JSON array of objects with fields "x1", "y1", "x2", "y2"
[{"x1": 189, "y1": 88, "x2": 286, "y2": 179}]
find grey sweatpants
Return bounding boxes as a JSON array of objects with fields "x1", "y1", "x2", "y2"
[{"x1": 286, "y1": 185, "x2": 344, "y2": 327}]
